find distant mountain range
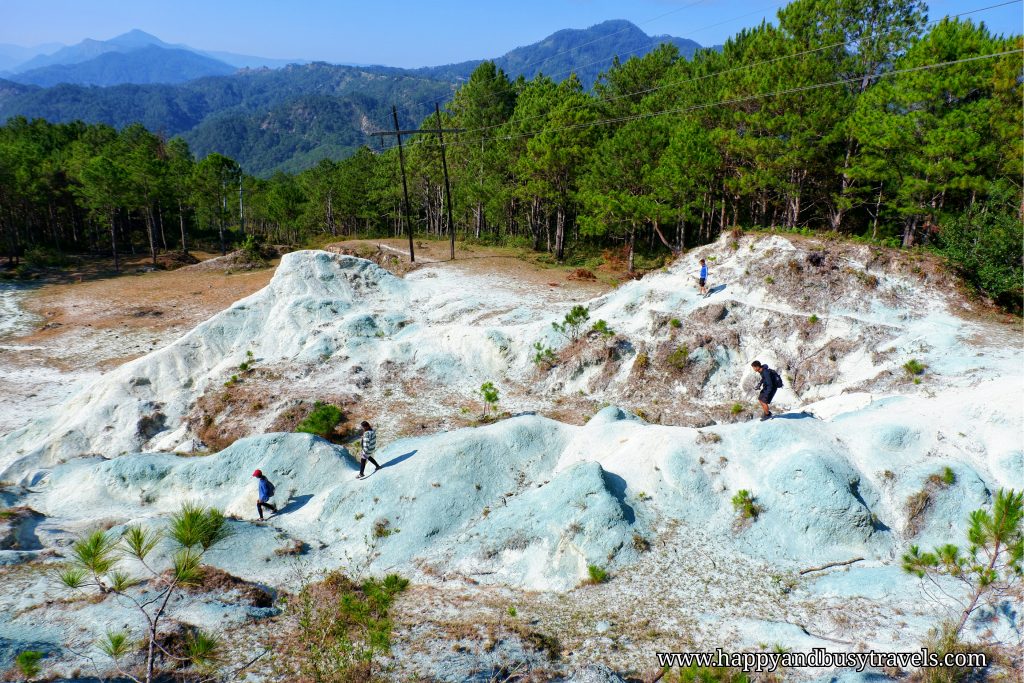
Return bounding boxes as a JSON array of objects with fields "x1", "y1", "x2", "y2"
[
  {"x1": 2, "y1": 29, "x2": 305, "y2": 81},
  {"x1": 410, "y1": 19, "x2": 701, "y2": 85},
  {"x1": 0, "y1": 22, "x2": 708, "y2": 175}
]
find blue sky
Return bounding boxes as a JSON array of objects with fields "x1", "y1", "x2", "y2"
[{"x1": 2, "y1": 0, "x2": 1020, "y2": 67}]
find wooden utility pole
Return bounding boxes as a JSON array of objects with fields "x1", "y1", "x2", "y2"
[
  {"x1": 369, "y1": 107, "x2": 462, "y2": 263},
  {"x1": 392, "y1": 106, "x2": 415, "y2": 262},
  {"x1": 435, "y1": 103, "x2": 455, "y2": 260}
]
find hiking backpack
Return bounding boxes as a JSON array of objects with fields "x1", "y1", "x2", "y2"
[{"x1": 770, "y1": 368, "x2": 784, "y2": 389}]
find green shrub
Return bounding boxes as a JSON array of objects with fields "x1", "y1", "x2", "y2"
[
  {"x1": 507, "y1": 606, "x2": 517, "y2": 617},
  {"x1": 667, "y1": 345, "x2": 689, "y2": 370},
  {"x1": 15, "y1": 650, "x2": 43, "y2": 679},
  {"x1": 590, "y1": 319, "x2": 615, "y2": 338},
  {"x1": 586, "y1": 564, "x2": 609, "y2": 584},
  {"x1": 937, "y1": 181, "x2": 1023, "y2": 313},
  {"x1": 764, "y1": 276, "x2": 774, "y2": 285},
  {"x1": 808, "y1": 314, "x2": 819, "y2": 325},
  {"x1": 223, "y1": 374, "x2": 239, "y2": 387},
  {"x1": 552, "y1": 305, "x2": 590, "y2": 342},
  {"x1": 634, "y1": 353, "x2": 649, "y2": 369},
  {"x1": 928, "y1": 466, "x2": 957, "y2": 488},
  {"x1": 480, "y1": 382, "x2": 499, "y2": 415},
  {"x1": 373, "y1": 519, "x2": 395, "y2": 539},
  {"x1": 731, "y1": 490, "x2": 762, "y2": 520},
  {"x1": 532, "y1": 341, "x2": 556, "y2": 368},
  {"x1": 240, "y1": 233, "x2": 265, "y2": 264},
  {"x1": 295, "y1": 401, "x2": 343, "y2": 438},
  {"x1": 730, "y1": 403, "x2": 743, "y2": 415},
  {"x1": 669, "y1": 318, "x2": 682, "y2": 329},
  {"x1": 282, "y1": 571, "x2": 409, "y2": 681},
  {"x1": 24, "y1": 247, "x2": 71, "y2": 269},
  {"x1": 903, "y1": 489, "x2": 1023, "y2": 643},
  {"x1": 903, "y1": 359, "x2": 927, "y2": 376}
]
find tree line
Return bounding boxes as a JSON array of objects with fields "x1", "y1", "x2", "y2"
[{"x1": 0, "y1": 0, "x2": 1020, "y2": 308}]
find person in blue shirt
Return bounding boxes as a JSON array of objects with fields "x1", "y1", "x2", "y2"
[
  {"x1": 252, "y1": 469, "x2": 277, "y2": 520},
  {"x1": 698, "y1": 258, "x2": 709, "y2": 297}
]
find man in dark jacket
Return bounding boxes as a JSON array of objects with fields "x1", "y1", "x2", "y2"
[
  {"x1": 253, "y1": 469, "x2": 277, "y2": 520},
  {"x1": 751, "y1": 360, "x2": 777, "y2": 421}
]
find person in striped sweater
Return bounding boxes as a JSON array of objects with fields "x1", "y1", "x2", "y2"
[{"x1": 357, "y1": 420, "x2": 381, "y2": 479}]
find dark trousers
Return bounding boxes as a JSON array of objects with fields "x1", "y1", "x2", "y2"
[
  {"x1": 257, "y1": 500, "x2": 277, "y2": 519},
  {"x1": 360, "y1": 456, "x2": 380, "y2": 476}
]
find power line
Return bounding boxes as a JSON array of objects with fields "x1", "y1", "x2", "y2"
[
  {"x1": 394, "y1": 0, "x2": 1021, "y2": 146},
  {"x1": 370, "y1": 1, "x2": 1019, "y2": 155},
  {"x1": 400, "y1": 49, "x2": 1021, "y2": 152}
]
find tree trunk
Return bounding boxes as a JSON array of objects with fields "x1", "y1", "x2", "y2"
[
  {"x1": 555, "y1": 205, "x2": 566, "y2": 262},
  {"x1": 145, "y1": 206, "x2": 157, "y2": 266},
  {"x1": 157, "y1": 203, "x2": 167, "y2": 251},
  {"x1": 627, "y1": 228, "x2": 636, "y2": 274},
  {"x1": 109, "y1": 210, "x2": 119, "y2": 273},
  {"x1": 871, "y1": 188, "x2": 882, "y2": 240},
  {"x1": 652, "y1": 219, "x2": 676, "y2": 253},
  {"x1": 178, "y1": 200, "x2": 188, "y2": 254}
]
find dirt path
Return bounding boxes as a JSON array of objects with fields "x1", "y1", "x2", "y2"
[{"x1": 329, "y1": 238, "x2": 611, "y2": 297}]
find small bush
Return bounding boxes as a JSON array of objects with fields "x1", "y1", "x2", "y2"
[
  {"x1": 764, "y1": 276, "x2": 774, "y2": 285},
  {"x1": 632, "y1": 533, "x2": 651, "y2": 553},
  {"x1": 586, "y1": 564, "x2": 609, "y2": 584},
  {"x1": 906, "y1": 490, "x2": 931, "y2": 534},
  {"x1": 590, "y1": 319, "x2": 615, "y2": 338},
  {"x1": 373, "y1": 519, "x2": 395, "y2": 539},
  {"x1": 927, "y1": 466, "x2": 956, "y2": 488},
  {"x1": 532, "y1": 341, "x2": 556, "y2": 368},
  {"x1": 697, "y1": 431, "x2": 722, "y2": 444},
  {"x1": 240, "y1": 234, "x2": 266, "y2": 265},
  {"x1": 903, "y1": 359, "x2": 927, "y2": 376},
  {"x1": 480, "y1": 381, "x2": 500, "y2": 415},
  {"x1": 731, "y1": 490, "x2": 762, "y2": 520},
  {"x1": 15, "y1": 650, "x2": 43, "y2": 679},
  {"x1": 667, "y1": 345, "x2": 689, "y2": 370},
  {"x1": 808, "y1": 314, "x2": 819, "y2": 325},
  {"x1": 552, "y1": 305, "x2": 590, "y2": 342},
  {"x1": 295, "y1": 401, "x2": 343, "y2": 438},
  {"x1": 634, "y1": 353, "x2": 649, "y2": 369},
  {"x1": 670, "y1": 318, "x2": 682, "y2": 329},
  {"x1": 223, "y1": 374, "x2": 239, "y2": 387},
  {"x1": 507, "y1": 606, "x2": 517, "y2": 617},
  {"x1": 730, "y1": 403, "x2": 743, "y2": 415},
  {"x1": 24, "y1": 246, "x2": 71, "y2": 269}
]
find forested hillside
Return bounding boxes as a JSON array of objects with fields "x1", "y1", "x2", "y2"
[
  {"x1": 1, "y1": 0, "x2": 1021, "y2": 309},
  {"x1": 0, "y1": 21, "x2": 700, "y2": 175},
  {"x1": 408, "y1": 19, "x2": 702, "y2": 86},
  {"x1": 0, "y1": 63, "x2": 454, "y2": 175}
]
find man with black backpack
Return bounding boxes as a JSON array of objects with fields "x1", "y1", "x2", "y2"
[{"x1": 750, "y1": 360, "x2": 783, "y2": 421}]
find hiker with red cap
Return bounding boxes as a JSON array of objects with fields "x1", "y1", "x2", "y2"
[{"x1": 252, "y1": 469, "x2": 277, "y2": 520}]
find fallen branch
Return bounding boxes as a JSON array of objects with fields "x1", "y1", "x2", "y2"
[
  {"x1": 799, "y1": 557, "x2": 864, "y2": 575},
  {"x1": 795, "y1": 623, "x2": 857, "y2": 645}
]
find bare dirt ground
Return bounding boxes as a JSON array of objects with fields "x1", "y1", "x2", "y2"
[{"x1": 0, "y1": 252, "x2": 278, "y2": 434}]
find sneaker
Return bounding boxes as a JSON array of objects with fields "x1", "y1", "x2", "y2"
[
  {"x1": 760, "y1": 413, "x2": 773, "y2": 421},
  {"x1": 356, "y1": 474, "x2": 366, "y2": 480}
]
